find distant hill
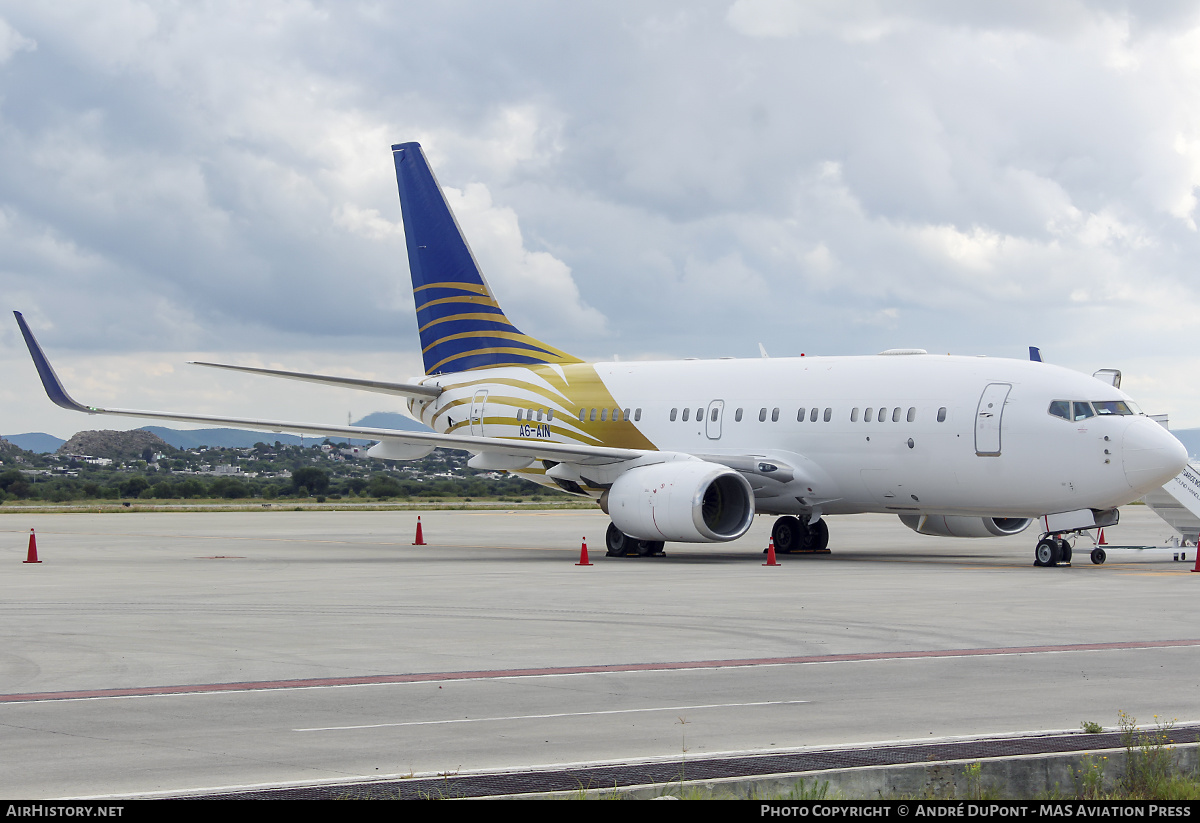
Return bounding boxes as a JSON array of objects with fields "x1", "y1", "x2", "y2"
[
  {"x1": 0, "y1": 437, "x2": 36, "y2": 462},
  {"x1": 351, "y1": 412, "x2": 432, "y2": 432},
  {"x1": 59, "y1": 430, "x2": 174, "y2": 461},
  {"x1": 2, "y1": 432, "x2": 65, "y2": 453},
  {"x1": 137, "y1": 412, "x2": 430, "y2": 450},
  {"x1": 3, "y1": 412, "x2": 431, "y2": 454}
]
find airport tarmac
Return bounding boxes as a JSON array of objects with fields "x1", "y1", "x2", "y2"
[{"x1": 1, "y1": 506, "x2": 1198, "y2": 799}]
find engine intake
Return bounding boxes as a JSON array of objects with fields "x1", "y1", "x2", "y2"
[
  {"x1": 898, "y1": 514, "x2": 1032, "y2": 538},
  {"x1": 608, "y1": 461, "x2": 756, "y2": 543}
]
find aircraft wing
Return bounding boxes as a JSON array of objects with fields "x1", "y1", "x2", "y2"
[
  {"x1": 13, "y1": 312, "x2": 645, "y2": 467},
  {"x1": 189, "y1": 361, "x2": 443, "y2": 400}
]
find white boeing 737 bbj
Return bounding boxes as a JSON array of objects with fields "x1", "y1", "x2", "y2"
[{"x1": 14, "y1": 142, "x2": 1189, "y2": 566}]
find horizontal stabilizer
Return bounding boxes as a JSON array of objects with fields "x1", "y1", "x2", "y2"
[{"x1": 190, "y1": 362, "x2": 442, "y2": 400}]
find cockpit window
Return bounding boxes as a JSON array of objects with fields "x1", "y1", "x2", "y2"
[
  {"x1": 1048, "y1": 401, "x2": 1070, "y2": 420},
  {"x1": 1072, "y1": 402, "x2": 1095, "y2": 421},
  {"x1": 1093, "y1": 400, "x2": 1135, "y2": 416}
]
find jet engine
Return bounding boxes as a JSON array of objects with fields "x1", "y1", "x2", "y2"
[
  {"x1": 607, "y1": 461, "x2": 756, "y2": 543},
  {"x1": 898, "y1": 514, "x2": 1032, "y2": 538}
]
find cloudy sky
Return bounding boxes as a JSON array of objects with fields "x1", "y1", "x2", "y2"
[{"x1": 2, "y1": 1, "x2": 1200, "y2": 437}]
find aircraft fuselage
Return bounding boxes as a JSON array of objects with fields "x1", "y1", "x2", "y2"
[{"x1": 410, "y1": 353, "x2": 1180, "y2": 520}]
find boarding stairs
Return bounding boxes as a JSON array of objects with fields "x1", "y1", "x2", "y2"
[{"x1": 1141, "y1": 460, "x2": 1200, "y2": 545}]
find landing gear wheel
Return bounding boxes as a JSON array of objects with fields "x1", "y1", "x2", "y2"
[
  {"x1": 636, "y1": 540, "x2": 665, "y2": 557},
  {"x1": 605, "y1": 522, "x2": 630, "y2": 557},
  {"x1": 809, "y1": 518, "x2": 830, "y2": 552},
  {"x1": 1091, "y1": 548, "x2": 1107, "y2": 565},
  {"x1": 1059, "y1": 538, "x2": 1072, "y2": 564},
  {"x1": 1035, "y1": 537, "x2": 1062, "y2": 567},
  {"x1": 772, "y1": 516, "x2": 802, "y2": 553}
]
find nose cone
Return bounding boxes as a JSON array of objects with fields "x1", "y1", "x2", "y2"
[{"x1": 1122, "y1": 418, "x2": 1189, "y2": 494}]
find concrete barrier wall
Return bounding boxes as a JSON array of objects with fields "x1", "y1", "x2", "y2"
[{"x1": 525, "y1": 743, "x2": 1200, "y2": 800}]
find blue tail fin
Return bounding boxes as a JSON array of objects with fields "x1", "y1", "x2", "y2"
[{"x1": 391, "y1": 142, "x2": 581, "y2": 375}]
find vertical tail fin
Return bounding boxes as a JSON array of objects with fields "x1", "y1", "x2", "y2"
[{"x1": 391, "y1": 142, "x2": 581, "y2": 375}]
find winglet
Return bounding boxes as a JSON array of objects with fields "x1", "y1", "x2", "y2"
[
  {"x1": 1029, "y1": 346, "x2": 1042, "y2": 363},
  {"x1": 12, "y1": 311, "x2": 94, "y2": 412}
]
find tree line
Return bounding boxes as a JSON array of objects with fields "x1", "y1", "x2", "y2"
[{"x1": 0, "y1": 466, "x2": 546, "y2": 503}]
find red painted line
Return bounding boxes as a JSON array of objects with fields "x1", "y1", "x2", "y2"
[{"x1": 3, "y1": 639, "x2": 1197, "y2": 703}]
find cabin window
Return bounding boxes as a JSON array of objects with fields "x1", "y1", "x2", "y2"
[
  {"x1": 1073, "y1": 402, "x2": 1095, "y2": 421},
  {"x1": 937, "y1": 407, "x2": 947, "y2": 423},
  {"x1": 578, "y1": 409, "x2": 585, "y2": 422},
  {"x1": 696, "y1": 407, "x2": 703, "y2": 421},
  {"x1": 612, "y1": 408, "x2": 620, "y2": 421},
  {"x1": 878, "y1": 407, "x2": 886, "y2": 422},
  {"x1": 682, "y1": 408, "x2": 690, "y2": 422},
  {"x1": 670, "y1": 408, "x2": 677, "y2": 421},
  {"x1": 810, "y1": 407, "x2": 819, "y2": 423},
  {"x1": 623, "y1": 408, "x2": 630, "y2": 422},
  {"x1": 547, "y1": 410, "x2": 554, "y2": 422},
  {"x1": 771, "y1": 407, "x2": 780, "y2": 422},
  {"x1": 865, "y1": 407, "x2": 874, "y2": 423},
  {"x1": 907, "y1": 407, "x2": 916, "y2": 423},
  {"x1": 710, "y1": 407, "x2": 718, "y2": 422},
  {"x1": 758, "y1": 408, "x2": 767, "y2": 422},
  {"x1": 634, "y1": 408, "x2": 642, "y2": 422},
  {"x1": 851, "y1": 407, "x2": 859, "y2": 422},
  {"x1": 735, "y1": 408, "x2": 743, "y2": 422},
  {"x1": 590, "y1": 408, "x2": 597, "y2": 422},
  {"x1": 516, "y1": 409, "x2": 524, "y2": 421},
  {"x1": 536, "y1": 410, "x2": 543, "y2": 422},
  {"x1": 824, "y1": 407, "x2": 832, "y2": 422},
  {"x1": 796, "y1": 408, "x2": 805, "y2": 422},
  {"x1": 600, "y1": 408, "x2": 607, "y2": 422},
  {"x1": 892, "y1": 407, "x2": 901, "y2": 423}
]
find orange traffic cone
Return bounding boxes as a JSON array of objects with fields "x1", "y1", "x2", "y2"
[
  {"x1": 763, "y1": 538, "x2": 780, "y2": 567},
  {"x1": 1192, "y1": 548, "x2": 1200, "y2": 573},
  {"x1": 412, "y1": 516, "x2": 426, "y2": 546},
  {"x1": 576, "y1": 537, "x2": 592, "y2": 566},
  {"x1": 23, "y1": 528, "x2": 41, "y2": 564},
  {"x1": 1098, "y1": 528, "x2": 1108, "y2": 546}
]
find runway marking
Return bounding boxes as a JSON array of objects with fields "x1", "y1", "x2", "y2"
[
  {"x1": 293, "y1": 700, "x2": 810, "y2": 732},
  {"x1": 1, "y1": 639, "x2": 1197, "y2": 704}
]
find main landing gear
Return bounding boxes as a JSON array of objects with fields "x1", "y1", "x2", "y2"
[
  {"x1": 605, "y1": 522, "x2": 665, "y2": 558},
  {"x1": 768, "y1": 515, "x2": 830, "y2": 554}
]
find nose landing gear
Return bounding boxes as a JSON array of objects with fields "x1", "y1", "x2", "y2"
[{"x1": 1033, "y1": 534, "x2": 1074, "y2": 566}]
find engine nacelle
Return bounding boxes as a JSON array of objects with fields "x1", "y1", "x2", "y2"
[
  {"x1": 898, "y1": 514, "x2": 1032, "y2": 539},
  {"x1": 607, "y1": 461, "x2": 756, "y2": 543}
]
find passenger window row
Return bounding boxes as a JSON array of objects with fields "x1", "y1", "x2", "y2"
[
  {"x1": 668, "y1": 405, "x2": 948, "y2": 424},
  {"x1": 575, "y1": 407, "x2": 643, "y2": 423}
]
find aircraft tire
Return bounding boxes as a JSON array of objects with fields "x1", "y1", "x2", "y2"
[
  {"x1": 809, "y1": 518, "x2": 830, "y2": 552},
  {"x1": 772, "y1": 516, "x2": 802, "y2": 553},
  {"x1": 636, "y1": 540, "x2": 665, "y2": 557},
  {"x1": 605, "y1": 522, "x2": 630, "y2": 557},
  {"x1": 1035, "y1": 537, "x2": 1061, "y2": 567},
  {"x1": 1091, "y1": 548, "x2": 1106, "y2": 565},
  {"x1": 1059, "y1": 539, "x2": 1072, "y2": 564}
]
